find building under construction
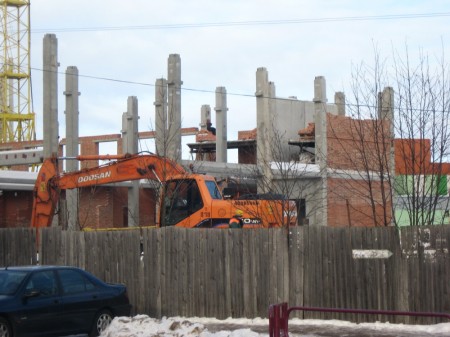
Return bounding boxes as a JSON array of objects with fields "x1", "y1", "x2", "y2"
[{"x1": 1, "y1": 30, "x2": 448, "y2": 229}]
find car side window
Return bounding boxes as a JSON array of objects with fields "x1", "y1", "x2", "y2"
[
  {"x1": 58, "y1": 269, "x2": 96, "y2": 295},
  {"x1": 26, "y1": 271, "x2": 58, "y2": 296}
]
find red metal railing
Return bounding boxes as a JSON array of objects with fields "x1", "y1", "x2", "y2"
[{"x1": 268, "y1": 302, "x2": 450, "y2": 337}]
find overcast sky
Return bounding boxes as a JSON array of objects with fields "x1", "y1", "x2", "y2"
[{"x1": 29, "y1": 0, "x2": 450, "y2": 161}]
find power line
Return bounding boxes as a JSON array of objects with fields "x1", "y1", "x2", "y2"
[
  {"x1": 31, "y1": 12, "x2": 450, "y2": 34},
  {"x1": 30, "y1": 66, "x2": 254, "y2": 98},
  {"x1": 30, "y1": 67, "x2": 450, "y2": 113}
]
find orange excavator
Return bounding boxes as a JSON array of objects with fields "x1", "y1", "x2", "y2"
[{"x1": 31, "y1": 154, "x2": 297, "y2": 229}]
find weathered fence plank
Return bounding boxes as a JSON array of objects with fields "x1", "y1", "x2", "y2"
[
  {"x1": 1, "y1": 226, "x2": 448, "y2": 324},
  {"x1": 0, "y1": 228, "x2": 36, "y2": 266}
]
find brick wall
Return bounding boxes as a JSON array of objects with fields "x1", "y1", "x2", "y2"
[
  {"x1": 328, "y1": 178, "x2": 392, "y2": 227},
  {"x1": 0, "y1": 191, "x2": 34, "y2": 227},
  {"x1": 326, "y1": 114, "x2": 393, "y2": 227},
  {"x1": 238, "y1": 129, "x2": 257, "y2": 164},
  {"x1": 0, "y1": 187, "x2": 156, "y2": 229},
  {"x1": 327, "y1": 114, "x2": 391, "y2": 171},
  {"x1": 77, "y1": 187, "x2": 156, "y2": 229}
]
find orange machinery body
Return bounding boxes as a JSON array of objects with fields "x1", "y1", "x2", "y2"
[
  {"x1": 31, "y1": 154, "x2": 297, "y2": 229},
  {"x1": 160, "y1": 173, "x2": 297, "y2": 228}
]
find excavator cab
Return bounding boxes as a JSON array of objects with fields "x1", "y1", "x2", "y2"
[
  {"x1": 161, "y1": 178, "x2": 204, "y2": 226},
  {"x1": 160, "y1": 175, "x2": 224, "y2": 227}
]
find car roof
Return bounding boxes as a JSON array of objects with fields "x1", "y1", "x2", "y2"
[{"x1": 0, "y1": 265, "x2": 80, "y2": 272}]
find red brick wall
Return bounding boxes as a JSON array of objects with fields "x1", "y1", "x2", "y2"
[
  {"x1": 326, "y1": 114, "x2": 392, "y2": 227},
  {"x1": 238, "y1": 147, "x2": 256, "y2": 164},
  {"x1": 327, "y1": 178, "x2": 392, "y2": 227},
  {"x1": 327, "y1": 114, "x2": 391, "y2": 171},
  {"x1": 0, "y1": 187, "x2": 156, "y2": 229},
  {"x1": 78, "y1": 187, "x2": 156, "y2": 229},
  {"x1": 238, "y1": 129, "x2": 257, "y2": 164},
  {"x1": 0, "y1": 191, "x2": 34, "y2": 227}
]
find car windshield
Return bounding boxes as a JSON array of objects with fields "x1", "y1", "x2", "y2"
[{"x1": 0, "y1": 270, "x2": 28, "y2": 295}]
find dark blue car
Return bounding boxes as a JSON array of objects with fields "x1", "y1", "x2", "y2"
[{"x1": 0, "y1": 265, "x2": 131, "y2": 337}]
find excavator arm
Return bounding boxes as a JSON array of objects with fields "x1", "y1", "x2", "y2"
[{"x1": 31, "y1": 154, "x2": 187, "y2": 228}]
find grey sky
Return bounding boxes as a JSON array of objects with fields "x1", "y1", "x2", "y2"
[{"x1": 29, "y1": 0, "x2": 450, "y2": 160}]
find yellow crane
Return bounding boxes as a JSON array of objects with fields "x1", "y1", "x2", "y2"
[{"x1": 0, "y1": 0, "x2": 35, "y2": 143}]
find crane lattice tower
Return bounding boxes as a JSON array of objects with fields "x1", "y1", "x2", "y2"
[{"x1": 0, "y1": 0, "x2": 35, "y2": 143}]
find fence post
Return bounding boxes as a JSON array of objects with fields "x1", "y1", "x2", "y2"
[
  {"x1": 280, "y1": 302, "x2": 289, "y2": 336},
  {"x1": 269, "y1": 303, "x2": 282, "y2": 337}
]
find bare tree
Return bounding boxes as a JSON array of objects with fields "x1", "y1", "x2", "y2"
[
  {"x1": 248, "y1": 123, "x2": 328, "y2": 228},
  {"x1": 333, "y1": 46, "x2": 450, "y2": 227}
]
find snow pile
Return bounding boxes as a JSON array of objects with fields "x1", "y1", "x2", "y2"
[
  {"x1": 100, "y1": 315, "x2": 450, "y2": 337},
  {"x1": 100, "y1": 316, "x2": 258, "y2": 337}
]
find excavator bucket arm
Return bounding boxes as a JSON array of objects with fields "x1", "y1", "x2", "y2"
[
  {"x1": 31, "y1": 157, "x2": 60, "y2": 228},
  {"x1": 31, "y1": 154, "x2": 187, "y2": 228}
]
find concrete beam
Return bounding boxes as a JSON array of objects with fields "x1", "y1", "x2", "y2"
[{"x1": 0, "y1": 149, "x2": 43, "y2": 165}]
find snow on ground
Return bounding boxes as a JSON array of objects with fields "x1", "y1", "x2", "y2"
[{"x1": 99, "y1": 315, "x2": 450, "y2": 337}]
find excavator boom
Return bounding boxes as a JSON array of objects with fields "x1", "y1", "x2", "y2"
[
  {"x1": 31, "y1": 153, "x2": 297, "y2": 229},
  {"x1": 31, "y1": 154, "x2": 186, "y2": 228}
]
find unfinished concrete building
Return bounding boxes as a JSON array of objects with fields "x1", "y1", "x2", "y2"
[{"x1": 0, "y1": 33, "x2": 397, "y2": 229}]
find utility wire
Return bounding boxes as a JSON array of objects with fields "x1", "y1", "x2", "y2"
[
  {"x1": 30, "y1": 66, "x2": 254, "y2": 98},
  {"x1": 30, "y1": 67, "x2": 450, "y2": 113},
  {"x1": 31, "y1": 12, "x2": 450, "y2": 33}
]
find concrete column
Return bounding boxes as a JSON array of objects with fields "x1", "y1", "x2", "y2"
[
  {"x1": 313, "y1": 76, "x2": 328, "y2": 226},
  {"x1": 154, "y1": 78, "x2": 167, "y2": 156},
  {"x1": 380, "y1": 86, "x2": 395, "y2": 226},
  {"x1": 122, "y1": 96, "x2": 139, "y2": 227},
  {"x1": 215, "y1": 87, "x2": 227, "y2": 163},
  {"x1": 167, "y1": 54, "x2": 182, "y2": 162},
  {"x1": 43, "y1": 34, "x2": 59, "y2": 159},
  {"x1": 255, "y1": 67, "x2": 274, "y2": 193},
  {"x1": 334, "y1": 92, "x2": 346, "y2": 116},
  {"x1": 64, "y1": 66, "x2": 80, "y2": 230},
  {"x1": 122, "y1": 96, "x2": 139, "y2": 154},
  {"x1": 200, "y1": 104, "x2": 211, "y2": 131}
]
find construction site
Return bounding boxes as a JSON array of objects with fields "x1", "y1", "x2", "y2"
[{"x1": 1, "y1": 1, "x2": 449, "y2": 230}]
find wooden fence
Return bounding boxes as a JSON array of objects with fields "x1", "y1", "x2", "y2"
[{"x1": 0, "y1": 226, "x2": 448, "y2": 324}]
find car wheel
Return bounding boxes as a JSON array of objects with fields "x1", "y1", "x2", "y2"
[
  {"x1": 0, "y1": 317, "x2": 12, "y2": 337},
  {"x1": 89, "y1": 310, "x2": 113, "y2": 337}
]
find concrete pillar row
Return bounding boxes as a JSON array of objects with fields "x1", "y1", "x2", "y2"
[
  {"x1": 122, "y1": 96, "x2": 139, "y2": 155},
  {"x1": 64, "y1": 66, "x2": 80, "y2": 230},
  {"x1": 313, "y1": 76, "x2": 328, "y2": 226},
  {"x1": 255, "y1": 67, "x2": 275, "y2": 194},
  {"x1": 380, "y1": 86, "x2": 395, "y2": 226},
  {"x1": 43, "y1": 34, "x2": 59, "y2": 159},
  {"x1": 167, "y1": 54, "x2": 182, "y2": 162},
  {"x1": 122, "y1": 96, "x2": 139, "y2": 227},
  {"x1": 200, "y1": 104, "x2": 211, "y2": 131},
  {"x1": 334, "y1": 92, "x2": 346, "y2": 116},
  {"x1": 215, "y1": 87, "x2": 227, "y2": 163},
  {"x1": 154, "y1": 78, "x2": 168, "y2": 156}
]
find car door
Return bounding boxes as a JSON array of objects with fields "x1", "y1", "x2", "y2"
[
  {"x1": 57, "y1": 268, "x2": 105, "y2": 333},
  {"x1": 15, "y1": 270, "x2": 63, "y2": 336}
]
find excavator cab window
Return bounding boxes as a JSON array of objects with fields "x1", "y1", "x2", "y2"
[
  {"x1": 205, "y1": 180, "x2": 222, "y2": 200},
  {"x1": 162, "y1": 179, "x2": 204, "y2": 227}
]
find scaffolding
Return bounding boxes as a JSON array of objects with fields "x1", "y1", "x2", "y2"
[{"x1": 0, "y1": 0, "x2": 35, "y2": 143}]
